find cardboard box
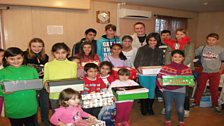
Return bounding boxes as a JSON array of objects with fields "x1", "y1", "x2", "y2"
[
  {"x1": 74, "y1": 119, "x2": 106, "y2": 126},
  {"x1": 162, "y1": 75, "x2": 195, "y2": 86},
  {"x1": 1, "y1": 79, "x2": 43, "y2": 92},
  {"x1": 141, "y1": 66, "x2": 161, "y2": 75},
  {"x1": 112, "y1": 86, "x2": 148, "y2": 101},
  {"x1": 48, "y1": 79, "x2": 84, "y2": 93},
  {"x1": 200, "y1": 96, "x2": 212, "y2": 107},
  {"x1": 81, "y1": 91, "x2": 114, "y2": 108}
]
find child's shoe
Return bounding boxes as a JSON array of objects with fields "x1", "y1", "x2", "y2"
[
  {"x1": 184, "y1": 110, "x2": 190, "y2": 117},
  {"x1": 165, "y1": 121, "x2": 171, "y2": 126},
  {"x1": 157, "y1": 97, "x2": 164, "y2": 102},
  {"x1": 214, "y1": 106, "x2": 222, "y2": 113},
  {"x1": 190, "y1": 102, "x2": 199, "y2": 108},
  {"x1": 178, "y1": 122, "x2": 185, "y2": 126},
  {"x1": 161, "y1": 108, "x2": 165, "y2": 115}
]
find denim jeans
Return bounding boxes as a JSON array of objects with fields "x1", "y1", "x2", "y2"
[{"x1": 164, "y1": 91, "x2": 185, "y2": 122}]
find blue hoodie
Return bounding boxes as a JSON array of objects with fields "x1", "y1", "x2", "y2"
[{"x1": 97, "y1": 35, "x2": 121, "y2": 61}]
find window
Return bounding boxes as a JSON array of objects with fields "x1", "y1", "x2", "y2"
[{"x1": 155, "y1": 15, "x2": 188, "y2": 37}]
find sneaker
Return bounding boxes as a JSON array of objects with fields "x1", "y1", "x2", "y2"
[
  {"x1": 179, "y1": 122, "x2": 185, "y2": 126},
  {"x1": 190, "y1": 102, "x2": 199, "y2": 108},
  {"x1": 165, "y1": 121, "x2": 171, "y2": 126},
  {"x1": 161, "y1": 108, "x2": 165, "y2": 115},
  {"x1": 184, "y1": 110, "x2": 190, "y2": 117},
  {"x1": 157, "y1": 97, "x2": 164, "y2": 102},
  {"x1": 215, "y1": 106, "x2": 222, "y2": 112}
]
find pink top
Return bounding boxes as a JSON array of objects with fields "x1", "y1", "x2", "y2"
[{"x1": 50, "y1": 105, "x2": 90, "y2": 125}]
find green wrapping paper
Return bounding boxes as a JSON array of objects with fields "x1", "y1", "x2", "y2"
[{"x1": 162, "y1": 75, "x2": 195, "y2": 86}]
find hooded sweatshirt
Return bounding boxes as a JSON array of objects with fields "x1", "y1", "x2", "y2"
[{"x1": 97, "y1": 35, "x2": 121, "y2": 61}]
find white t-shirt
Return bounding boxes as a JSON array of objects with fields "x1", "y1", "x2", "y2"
[{"x1": 122, "y1": 47, "x2": 137, "y2": 67}]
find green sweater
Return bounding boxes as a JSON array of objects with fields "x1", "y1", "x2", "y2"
[{"x1": 0, "y1": 65, "x2": 39, "y2": 119}]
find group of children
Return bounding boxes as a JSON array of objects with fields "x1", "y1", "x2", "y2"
[{"x1": 0, "y1": 22, "x2": 223, "y2": 126}]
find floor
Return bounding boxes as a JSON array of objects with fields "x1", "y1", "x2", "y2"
[{"x1": 0, "y1": 100, "x2": 224, "y2": 126}]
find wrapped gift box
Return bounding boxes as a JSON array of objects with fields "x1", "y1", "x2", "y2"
[
  {"x1": 48, "y1": 79, "x2": 84, "y2": 93},
  {"x1": 162, "y1": 75, "x2": 194, "y2": 86},
  {"x1": 1, "y1": 79, "x2": 43, "y2": 92},
  {"x1": 200, "y1": 96, "x2": 212, "y2": 107},
  {"x1": 141, "y1": 66, "x2": 161, "y2": 75},
  {"x1": 112, "y1": 67, "x2": 137, "y2": 80},
  {"x1": 75, "y1": 119, "x2": 106, "y2": 126},
  {"x1": 112, "y1": 86, "x2": 148, "y2": 101},
  {"x1": 81, "y1": 91, "x2": 114, "y2": 108}
]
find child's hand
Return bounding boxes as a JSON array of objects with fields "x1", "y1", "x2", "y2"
[
  {"x1": 137, "y1": 67, "x2": 142, "y2": 74},
  {"x1": 38, "y1": 71, "x2": 44, "y2": 76},
  {"x1": 57, "y1": 121, "x2": 66, "y2": 126},
  {"x1": 88, "y1": 115, "x2": 97, "y2": 122},
  {"x1": 44, "y1": 82, "x2": 49, "y2": 93}
]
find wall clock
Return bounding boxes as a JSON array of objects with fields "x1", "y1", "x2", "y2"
[{"x1": 96, "y1": 11, "x2": 110, "y2": 24}]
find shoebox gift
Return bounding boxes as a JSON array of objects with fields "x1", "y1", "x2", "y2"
[
  {"x1": 1, "y1": 79, "x2": 43, "y2": 92},
  {"x1": 200, "y1": 96, "x2": 212, "y2": 107},
  {"x1": 81, "y1": 91, "x2": 114, "y2": 108},
  {"x1": 74, "y1": 119, "x2": 106, "y2": 126},
  {"x1": 141, "y1": 66, "x2": 161, "y2": 75},
  {"x1": 112, "y1": 85, "x2": 149, "y2": 101},
  {"x1": 162, "y1": 75, "x2": 194, "y2": 86},
  {"x1": 112, "y1": 67, "x2": 137, "y2": 80},
  {"x1": 48, "y1": 79, "x2": 84, "y2": 93}
]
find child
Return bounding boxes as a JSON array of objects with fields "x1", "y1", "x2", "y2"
[
  {"x1": 99, "y1": 61, "x2": 115, "y2": 88},
  {"x1": 194, "y1": 33, "x2": 224, "y2": 111},
  {"x1": 44, "y1": 42, "x2": 77, "y2": 111},
  {"x1": 23, "y1": 38, "x2": 50, "y2": 125},
  {"x1": 97, "y1": 24, "x2": 121, "y2": 61},
  {"x1": 109, "y1": 68, "x2": 139, "y2": 126},
  {"x1": 164, "y1": 29, "x2": 194, "y2": 117},
  {"x1": 68, "y1": 56, "x2": 85, "y2": 79},
  {"x1": 134, "y1": 32, "x2": 164, "y2": 115},
  {"x1": 122, "y1": 35, "x2": 137, "y2": 68},
  {"x1": 104, "y1": 43, "x2": 128, "y2": 67},
  {"x1": 157, "y1": 50, "x2": 192, "y2": 126},
  {"x1": 76, "y1": 42, "x2": 100, "y2": 67},
  {"x1": 0, "y1": 49, "x2": 4, "y2": 117},
  {"x1": 72, "y1": 28, "x2": 97, "y2": 55},
  {"x1": 82, "y1": 63, "x2": 106, "y2": 117},
  {"x1": 50, "y1": 88, "x2": 96, "y2": 126},
  {"x1": 0, "y1": 47, "x2": 39, "y2": 126}
]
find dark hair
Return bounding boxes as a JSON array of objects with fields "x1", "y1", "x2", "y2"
[
  {"x1": 105, "y1": 24, "x2": 116, "y2": 31},
  {"x1": 118, "y1": 68, "x2": 130, "y2": 76},
  {"x1": 206, "y1": 33, "x2": 219, "y2": 40},
  {"x1": 161, "y1": 30, "x2": 171, "y2": 35},
  {"x1": 85, "y1": 28, "x2": 97, "y2": 35},
  {"x1": 51, "y1": 42, "x2": 70, "y2": 56},
  {"x1": 146, "y1": 32, "x2": 162, "y2": 47},
  {"x1": 79, "y1": 42, "x2": 96, "y2": 60},
  {"x1": 99, "y1": 61, "x2": 114, "y2": 74},
  {"x1": 68, "y1": 56, "x2": 80, "y2": 61},
  {"x1": 171, "y1": 49, "x2": 185, "y2": 57},
  {"x1": 59, "y1": 88, "x2": 81, "y2": 107},
  {"x1": 27, "y1": 38, "x2": 46, "y2": 60},
  {"x1": 122, "y1": 35, "x2": 133, "y2": 42},
  {"x1": 84, "y1": 63, "x2": 99, "y2": 72},
  {"x1": 134, "y1": 22, "x2": 145, "y2": 27},
  {"x1": 111, "y1": 43, "x2": 127, "y2": 60},
  {"x1": 3, "y1": 47, "x2": 26, "y2": 67}
]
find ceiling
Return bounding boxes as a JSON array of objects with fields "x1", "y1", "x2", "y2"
[{"x1": 105, "y1": 0, "x2": 224, "y2": 12}]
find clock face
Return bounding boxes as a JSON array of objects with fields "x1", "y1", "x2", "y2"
[{"x1": 96, "y1": 11, "x2": 110, "y2": 24}]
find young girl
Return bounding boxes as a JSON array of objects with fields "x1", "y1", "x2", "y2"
[
  {"x1": 109, "y1": 68, "x2": 139, "y2": 126},
  {"x1": 44, "y1": 42, "x2": 77, "y2": 111},
  {"x1": 50, "y1": 88, "x2": 96, "y2": 126},
  {"x1": 76, "y1": 42, "x2": 100, "y2": 67},
  {"x1": 134, "y1": 32, "x2": 164, "y2": 115},
  {"x1": 68, "y1": 56, "x2": 85, "y2": 79},
  {"x1": 164, "y1": 29, "x2": 194, "y2": 117},
  {"x1": 99, "y1": 61, "x2": 115, "y2": 88},
  {"x1": 122, "y1": 35, "x2": 137, "y2": 68},
  {"x1": 82, "y1": 63, "x2": 106, "y2": 117},
  {"x1": 104, "y1": 43, "x2": 128, "y2": 67},
  {"x1": 157, "y1": 50, "x2": 192, "y2": 126},
  {"x1": 24, "y1": 38, "x2": 50, "y2": 125},
  {"x1": 0, "y1": 47, "x2": 39, "y2": 126}
]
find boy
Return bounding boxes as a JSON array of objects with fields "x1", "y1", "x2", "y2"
[
  {"x1": 131, "y1": 22, "x2": 147, "y2": 48},
  {"x1": 194, "y1": 33, "x2": 224, "y2": 111},
  {"x1": 161, "y1": 30, "x2": 171, "y2": 42},
  {"x1": 82, "y1": 63, "x2": 106, "y2": 117},
  {"x1": 72, "y1": 28, "x2": 97, "y2": 56},
  {"x1": 97, "y1": 24, "x2": 121, "y2": 61}
]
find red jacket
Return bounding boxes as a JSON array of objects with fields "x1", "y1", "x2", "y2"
[{"x1": 82, "y1": 77, "x2": 106, "y2": 94}]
